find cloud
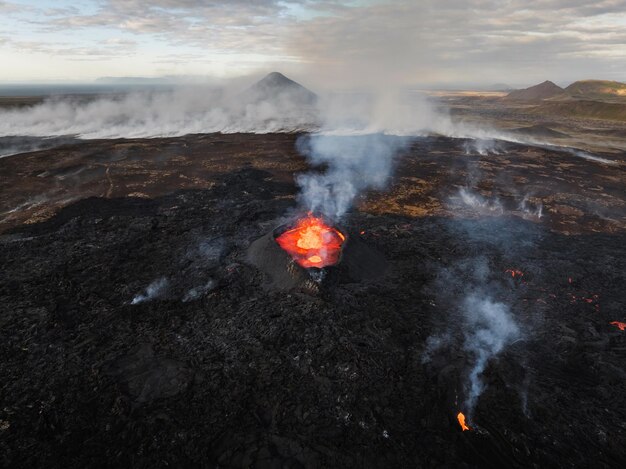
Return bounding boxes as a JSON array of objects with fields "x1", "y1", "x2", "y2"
[
  {"x1": 287, "y1": 0, "x2": 626, "y2": 86},
  {"x1": 8, "y1": 38, "x2": 138, "y2": 60},
  {"x1": 0, "y1": 1, "x2": 22, "y2": 13},
  {"x1": 2, "y1": 0, "x2": 626, "y2": 84},
  {"x1": 44, "y1": 0, "x2": 295, "y2": 53}
]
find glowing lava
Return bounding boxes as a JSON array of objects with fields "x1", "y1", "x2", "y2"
[
  {"x1": 505, "y1": 268, "x2": 524, "y2": 278},
  {"x1": 610, "y1": 321, "x2": 626, "y2": 331},
  {"x1": 275, "y1": 214, "x2": 345, "y2": 268},
  {"x1": 457, "y1": 412, "x2": 470, "y2": 431}
]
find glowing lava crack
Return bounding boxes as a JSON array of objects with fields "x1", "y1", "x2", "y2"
[
  {"x1": 275, "y1": 214, "x2": 345, "y2": 268},
  {"x1": 457, "y1": 412, "x2": 470, "y2": 431}
]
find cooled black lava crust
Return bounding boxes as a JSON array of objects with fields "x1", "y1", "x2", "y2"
[{"x1": 1, "y1": 134, "x2": 625, "y2": 468}]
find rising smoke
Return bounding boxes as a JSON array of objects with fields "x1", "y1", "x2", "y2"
[
  {"x1": 462, "y1": 138, "x2": 503, "y2": 156},
  {"x1": 462, "y1": 292, "x2": 521, "y2": 415},
  {"x1": 518, "y1": 195, "x2": 543, "y2": 219},
  {"x1": 295, "y1": 133, "x2": 410, "y2": 220},
  {"x1": 454, "y1": 187, "x2": 544, "y2": 221},
  {"x1": 131, "y1": 277, "x2": 169, "y2": 305},
  {"x1": 0, "y1": 83, "x2": 318, "y2": 141},
  {"x1": 424, "y1": 218, "x2": 534, "y2": 419},
  {"x1": 435, "y1": 139, "x2": 541, "y2": 419},
  {"x1": 0, "y1": 84, "x2": 446, "y2": 142},
  {"x1": 0, "y1": 75, "x2": 617, "y2": 174},
  {"x1": 182, "y1": 279, "x2": 216, "y2": 303},
  {"x1": 451, "y1": 135, "x2": 547, "y2": 223},
  {"x1": 290, "y1": 90, "x2": 455, "y2": 221},
  {"x1": 457, "y1": 187, "x2": 504, "y2": 214}
]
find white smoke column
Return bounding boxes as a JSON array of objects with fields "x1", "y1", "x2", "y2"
[
  {"x1": 293, "y1": 91, "x2": 444, "y2": 222},
  {"x1": 458, "y1": 187, "x2": 503, "y2": 214},
  {"x1": 316, "y1": 89, "x2": 445, "y2": 135},
  {"x1": 462, "y1": 293, "x2": 521, "y2": 416},
  {"x1": 462, "y1": 138, "x2": 502, "y2": 156},
  {"x1": 182, "y1": 279, "x2": 216, "y2": 302},
  {"x1": 295, "y1": 133, "x2": 410, "y2": 220},
  {"x1": 518, "y1": 195, "x2": 543, "y2": 219},
  {"x1": 131, "y1": 277, "x2": 169, "y2": 305}
]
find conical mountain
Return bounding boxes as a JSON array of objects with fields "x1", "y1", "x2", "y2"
[
  {"x1": 505, "y1": 80, "x2": 564, "y2": 101},
  {"x1": 243, "y1": 72, "x2": 317, "y2": 105}
]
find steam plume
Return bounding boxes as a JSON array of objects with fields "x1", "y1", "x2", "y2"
[
  {"x1": 462, "y1": 138, "x2": 502, "y2": 156},
  {"x1": 295, "y1": 133, "x2": 410, "y2": 220},
  {"x1": 518, "y1": 195, "x2": 543, "y2": 219},
  {"x1": 182, "y1": 280, "x2": 216, "y2": 302},
  {"x1": 462, "y1": 293, "x2": 520, "y2": 415},
  {"x1": 131, "y1": 277, "x2": 169, "y2": 304},
  {"x1": 0, "y1": 79, "x2": 617, "y2": 172},
  {"x1": 457, "y1": 187, "x2": 503, "y2": 214},
  {"x1": 0, "y1": 84, "x2": 317, "y2": 140}
]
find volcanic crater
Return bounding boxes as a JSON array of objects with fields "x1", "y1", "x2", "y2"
[{"x1": 247, "y1": 213, "x2": 388, "y2": 292}]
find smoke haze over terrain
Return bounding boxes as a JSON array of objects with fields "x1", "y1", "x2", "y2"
[{"x1": 0, "y1": 79, "x2": 510, "y2": 143}]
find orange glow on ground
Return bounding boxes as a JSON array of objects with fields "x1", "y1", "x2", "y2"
[
  {"x1": 457, "y1": 412, "x2": 470, "y2": 431},
  {"x1": 275, "y1": 214, "x2": 345, "y2": 268},
  {"x1": 610, "y1": 321, "x2": 626, "y2": 331}
]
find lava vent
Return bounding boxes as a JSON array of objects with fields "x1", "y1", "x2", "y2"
[
  {"x1": 275, "y1": 213, "x2": 345, "y2": 269},
  {"x1": 247, "y1": 214, "x2": 388, "y2": 290}
]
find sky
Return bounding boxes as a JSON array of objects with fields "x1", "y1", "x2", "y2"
[{"x1": 1, "y1": 0, "x2": 625, "y2": 88}]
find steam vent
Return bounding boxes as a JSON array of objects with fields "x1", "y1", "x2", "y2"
[{"x1": 247, "y1": 213, "x2": 388, "y2": 290}]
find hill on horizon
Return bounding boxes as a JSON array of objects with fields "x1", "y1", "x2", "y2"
[
  {"x1": 502, "y1": 79, "x2": 626, "y2": 122},
  {"x1": 242, "y1": 72, "x2": 317, "y2": 106},
  {"x1": 505, "y1": 79, "x2": 626, "y2": 103},
  {"x1": 563, "y1": 80, "x2": 626, "y2": 101},
  {"x1": 504, "y1": 80, "x2": 564, "y2": 101}
]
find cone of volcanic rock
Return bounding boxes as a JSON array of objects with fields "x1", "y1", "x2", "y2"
[
  {"x1": 504, "y1": 80, "x2": 564, "y2": 101},
  {"x1": 242, "y1": 72, "x2": 317, "y2": 106},
  {"x1": 247, "y1": 222, "x2": 388, "y2": 291}
]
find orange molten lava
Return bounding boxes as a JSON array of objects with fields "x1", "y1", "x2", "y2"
[
  {"x1": 275, "y1": 214, "x2": 345, "y2": 268},
  {"x1": 457, "y1": 412, "x2": 470, "y2": 431},
  {"x1": 610, "y1": 321, "x2": 626, "y2": 331}
]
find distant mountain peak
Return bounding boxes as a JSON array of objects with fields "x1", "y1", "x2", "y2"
[
  {"x1": 504, "y1": 80, "x2": 564, "y2": 101},
  {"x1": 252, "y1": 72, "x2": 311, "y2": 91},
  {"x1": 243, "y1": 72, "x2": 317, "y2": 105},
  {"x1": 262, "y1": 71, "x2": 291, "y2": 82}
]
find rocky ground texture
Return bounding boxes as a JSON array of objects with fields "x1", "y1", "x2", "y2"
[{"x1": 1, "y1": 133, "x2": 625, "y2": 468}]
